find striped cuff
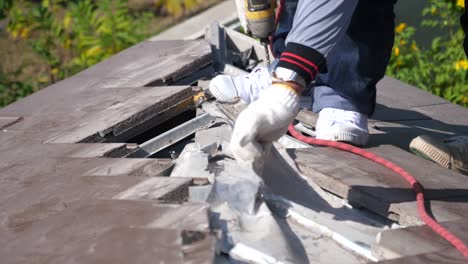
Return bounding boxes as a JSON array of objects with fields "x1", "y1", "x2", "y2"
[{"x1": 277, "y1": 42, "x2": 327, "y2": 85}]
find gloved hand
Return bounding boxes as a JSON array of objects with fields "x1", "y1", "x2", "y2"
[
  {"x1": 234, "y1": 0, "x2": 249, "y2": 34},
  {"x1": 230, "y1": 83, "x2": 300, "y2": 169}
]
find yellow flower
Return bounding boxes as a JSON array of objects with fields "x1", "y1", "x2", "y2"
[
  {"x1": 462, "y1": 95, "x2": 468, "y2": 104},
  {"x1": 399, "y1": 39, "x2": 407, "y2": 46},
  {"x1": 85, "y1": 46, "x2": 103, "y2": 57},
  {"x1": 64, "y1": 39, "x2": 72, "y2": 49},
  {"x1": 20, "y1": 27, "x2": 30, "y2": 39},
  {"x1": 457, "y1": 0, "x2": 464, "y2": 8},
  {"x1": 38, "y1": 75, "x2": 50, "y2": 83},
  {"x1": 394, "y1": 47, "x2": 400, "y2": 56},
  {"x1": 411, "y1": 43, "x2": 419, "y2": 51},
  {"x1": 396, "y1": 23, "x2": 406, "y2": 33},
  {"x1": 455, "y1": 60, "x2": 468, "y2": 71},
  {"x1": 63, "y1": 14, "x2": 72, "y2": 29},
  {"x1": 51, "y1": 68, "x2": 59, "y2": 75}
]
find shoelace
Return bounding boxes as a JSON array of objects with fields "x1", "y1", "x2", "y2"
[{"x1": 245, "y1": 68, "x2": 271, "y2": 94}]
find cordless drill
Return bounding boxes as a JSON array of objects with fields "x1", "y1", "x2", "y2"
[{"x1": 245, "y1": 0, "x2": 276, "y2": 65}]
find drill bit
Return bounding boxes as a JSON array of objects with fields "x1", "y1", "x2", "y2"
[
  {"x1": 261, "y1": 40, "x2": 271, "y2": 67},
  {"x1": 263, "y1": 43, "x2": 271, "y2": 67}
]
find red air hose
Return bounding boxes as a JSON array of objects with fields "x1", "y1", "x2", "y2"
[{"x1": 288, "y1": 124, "x2": 468, "y2": 258}]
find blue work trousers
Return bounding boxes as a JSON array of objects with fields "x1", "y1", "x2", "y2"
[{"x1": 273, "y1": 0, "x2": 397, "y2": 116}]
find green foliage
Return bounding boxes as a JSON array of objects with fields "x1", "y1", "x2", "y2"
[
  {"x1": 0, "y1": 0, "x2": 205, "y2": 107},
  {"x1": 387, "y1": 0, "x2": 467, "y2": 107},
  {"x1": 0, "y1": 66, "x2": 36, "y2": 107},
  {"x1": 0, "y1": 0, "x2": 12, "y2": 19},
  {"x1": 6, "y1": 0, "x2": 151, "y2": 82}
]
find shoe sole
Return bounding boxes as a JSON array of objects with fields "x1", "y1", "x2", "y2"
[
  {"x1": 208, "y1": 77, "x2": 239, "y2": 103},
  {"x1": 409, "y1": 135, "x2": 451, "y2": 168}
]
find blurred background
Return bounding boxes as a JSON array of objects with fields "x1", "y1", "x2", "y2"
[{"x1": 0, "y1": 0, "x2": 466, "y2": 108}]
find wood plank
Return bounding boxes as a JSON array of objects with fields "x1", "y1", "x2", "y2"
[
  {"x1": 0, "y1": 116, "x2": 22, "y2": 130},
  {"x1": 390, "y1": 197, "x2": 468, "y2": 226},
  {"x1": 113, "y1": 177, "x2": 192, "y2": 202},
  {"x1": 368, "y1": 119, "x2": 466, "y2": 152},
  {"x1": 79, "y1": 40, "x2": 212, "y2": 87},
  {"x1": 82, "y1": 158, "x2": 173, "y2": 177},
  {"x1": 1, "y1": 176, "x2": 146, "y2": 233},
  {"x1": 0, "y1": 141, "x2": 133, "y2": 160},
  {"x1": 413, "y1": 103, "x2": 468, "y2": 126},
  {"x1": 377, "y1": 77, "x2": 448, "y2": 109},
  {"x1": 372, "y1": 103, "x2": 429, "y2": 122},
  {"x1": 0, "y1": 157, "x2": 172, "y2": 211},
  {"x1": 372, "y1": 220, "x2": 468, "y2": 259},
  {"x1": 0, "y1": 200, "x2": 212, "y2": 264},
  {"x1": 64, "y1": 143, "x2": 137, "y2": 158},
  {"x1": 293, "y1": 145, "x2": 468, "y2": 223},
  {"x1": 377, "y1": 249, "x2": 466, "y2": 264},
  {"x1": 45, "y1": 86, "x2": 196, "y2": 143},
  {"x1": 0, "y1": 78, "x2": 151, "y2": 117},
  {"x1": 372, "y1": 76, "x2": 448, "y2": 122},
  {"x1": 2, "y1": 227, "x2": 185, "y2": 264}
]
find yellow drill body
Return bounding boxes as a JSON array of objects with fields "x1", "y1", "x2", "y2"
[
  {"x1": 245, "y1": 0, "x2": 276, "y2": 40},
  {"x1": 245, "y1": 0, "x2": 276, "y2": 65}
]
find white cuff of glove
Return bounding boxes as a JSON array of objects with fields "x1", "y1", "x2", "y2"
[{"x1": 230, "y1": 84, "x2": 300, "y2": 166}]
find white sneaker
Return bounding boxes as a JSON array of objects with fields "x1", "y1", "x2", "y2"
[
  {"x1": 209, "y1": 66, "x2": 271, "y2": 104},
  {"x1": 315, "y1": 108, "x2": 369, "y2": 146}
]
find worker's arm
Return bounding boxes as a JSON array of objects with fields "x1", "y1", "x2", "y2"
[{"x1": 230, "y1": 0, "x2": 358, "y2": 165}]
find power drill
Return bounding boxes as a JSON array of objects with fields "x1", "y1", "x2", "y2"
[{"x1": 245, "y1": 0, "x2": 276, "y2": 66}]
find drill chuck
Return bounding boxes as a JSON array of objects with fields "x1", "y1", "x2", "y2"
[{"x1": 245, "y1": 0, "x2": 276, "y2": 39}]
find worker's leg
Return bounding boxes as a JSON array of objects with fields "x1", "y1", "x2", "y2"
[
  {"x1": 271, "y1": 0, "x2": 298, "y2": 58},
  {"x1": 311, "y1": 0, "x2": 396, "y2": 116}
]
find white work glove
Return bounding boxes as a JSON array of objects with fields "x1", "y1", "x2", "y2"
[
  {"x1": 230, "y1": 84, "x2": 300, "y2": 169},
  {"x1": 234, "y1": 0, "x2": 249, "y2": 34}
]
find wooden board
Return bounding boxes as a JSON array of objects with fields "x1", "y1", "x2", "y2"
[
  {"x1": 413, "y1": 103, "x2": 468, "y2": 127},
  {"x1": 113, "y1": 177, "x2": 192, "y2": 202},
  {"x1": 368, "y1": 119, "x2": 467, "y2": 151},
  {"x1": 0, "y1": 156, "x2": 183, "y2": 233},
  {"x1": 293, "y1": 145, "x2": 468, "y2": 224},
  {"x1": 1, "y1": 176, "x2": 145, "y2": 234},
  {"x1": 82, "y1": 158, "x2": 173, "y2": 177},
  {"x1": 376, "y1": 77, "x2": 448, "y2": 109},
  {"x1": 372, "y1": 220, "x2": 468, "y2": 260},
  {"x1": 79, "y1": 40, "x2": 212, "y2": 87},
  {"x1": 377, "y1": 249, "x2": 466, "y2": 264},
  {"x1": 0, "y1": 200, "x2": 212, "y2": 264},
  {"x1": 0, "y1": 116, "x2": 22, "y2": 130},
  {"x1": 45, "y1": 86, "x2": 197, "y2": 143},
  {"x1": 389, "y1": 197, "x2": 468, "y2": 226}
]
